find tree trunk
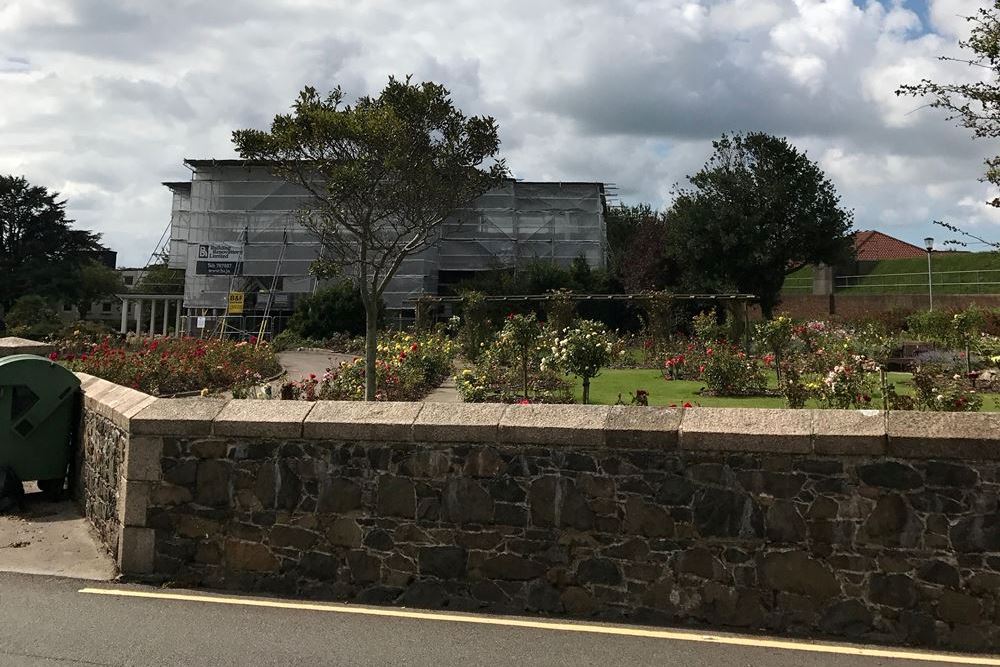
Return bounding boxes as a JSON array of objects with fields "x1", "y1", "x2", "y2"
[
  {"x1": 364, "y1": 300, "x2": 378, "y2": 401},
  {"x1": 521, "y1": 348, "x2": 529, "y2": 400},
  {"x1": 582, "y1": 377, "x2": 591, "y2": 405}
]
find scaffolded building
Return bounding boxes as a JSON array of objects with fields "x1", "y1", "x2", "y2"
[{"x1": 165, "y1": 159, "x2": 607, "y2": 335}]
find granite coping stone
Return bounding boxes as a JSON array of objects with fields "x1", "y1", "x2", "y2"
[
  {"x1": 888, "y1": 410, "x2": 1000, "y2": 459},
  {"x1": 303, "y1": 401, "x2": 424, "y2": 441},
  {"x1": 0, "y1": 336, "x2": 53, "y2": 357},
  {"x1": 680, "y1": 407, "x2": 812, "y2": 453},
  {"x1": 411, "y1": 402, "x2": 505, "y2": 443},
  {"x1": 214, "y1": 400, "x2": 315, "y2": 438},
  {"x1": 811, "y1": 409, "x2": 887, "y2": 456},
  {"x1": 131, "y1": 398, "x2": 227, "y2": 436},
  {"x1": 604, "y1": 405, "x2": 681, "y2": 449},
  {"x1": 499, "y1": 404, "x2": 611, "y2": 447}
]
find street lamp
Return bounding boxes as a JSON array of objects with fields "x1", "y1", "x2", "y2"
[{"x1": 924, "y1": 237, "x2": 934, "y2": 311}]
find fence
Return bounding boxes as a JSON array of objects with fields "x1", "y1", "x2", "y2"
[{"x1": 783, "y1": 269, "x2": 1000, "y2": 295}]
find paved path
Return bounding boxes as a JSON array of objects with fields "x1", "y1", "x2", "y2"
[
  {"x1": 423, "y1": 376, "x2": 461, "y2": 403},
  {"x1": 0, "y1": 489, "x2": 115, "y2": 581},
  {"x1": 278, "y1": 350, "x2": 358, "y2": 382},
  {"x1": 279, "y1": 349, "x2": 465, "y2": 402},
  {"x1": 0, "y1": 573, "x2": 992, "y2": 666}
]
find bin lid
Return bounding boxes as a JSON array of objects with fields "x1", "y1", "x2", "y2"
[{"x1": 0, "y1": 354, "x2": 81, "y2": 391}]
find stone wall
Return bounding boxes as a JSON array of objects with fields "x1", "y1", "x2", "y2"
[
  {"x1": 75, "y1": 374, "x2": 156, "y2": 564},
  {"x1": 771, "y1": 293, "x2": 1000, "y2": 320},
  {"x1": 0, "y1": 336, "x2": 54, "y2": 358},
  {"x1": 107, "y1": 398, "x2": 1000, "y2": 652}
]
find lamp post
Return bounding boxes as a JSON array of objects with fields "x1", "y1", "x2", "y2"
[{"x1": 924, "y1": 237, "x2": 934, "y2": 311}]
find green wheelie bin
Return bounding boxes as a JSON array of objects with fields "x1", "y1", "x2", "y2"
[{"x1": 0, "y1": 354, "x2": 81, "y2": 496}]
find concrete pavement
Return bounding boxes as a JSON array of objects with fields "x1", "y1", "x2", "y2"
[
  {"x1": 0, "y1": 489, "x2": 115, "y2": 581},
  {"x1": 277, "y1": 350, "x2": 358, "y2": 382},
  {"x1": 0, "y1": 573, "x2": 996, "y2": 666}
]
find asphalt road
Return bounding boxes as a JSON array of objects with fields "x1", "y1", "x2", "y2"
[{"x1": 0, "y1": 572, "x2": 996, "y2": 667}]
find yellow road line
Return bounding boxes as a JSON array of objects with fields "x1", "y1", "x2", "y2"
[{"x1": 79, "y1": 587, "x2": 999, "y2": 665}]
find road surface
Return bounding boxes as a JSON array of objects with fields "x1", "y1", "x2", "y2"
[{"x1": 0, "y1": 573, "x2": 996, "y2": 666}]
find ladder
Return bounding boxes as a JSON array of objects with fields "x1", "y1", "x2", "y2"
[
  {"x1": 256, "y1": 229, "x2": 288, "y2": 345},
  {"x1": 214, "y1": 224, "x2": 249, "y2": 340}
]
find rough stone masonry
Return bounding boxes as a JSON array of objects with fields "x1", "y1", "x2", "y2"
[{"x1": 77, "y1": 380, "x2": 1000, "y2": 653}]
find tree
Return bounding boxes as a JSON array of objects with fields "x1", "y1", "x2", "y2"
[
  {"x1": 233, "y1": 77, "x2": 507, "y2": 399},
  {"x1": 0, "y1": 175, "x2": 103, "y2": 310},
  {"x1": 664, "y1": 133, "x2": 854, "y2": 317},
  {"x1": 897, "y1": 2, "x2": 1000, "y2": 214},
  {"x1": 285, "y1": 281, "x2": 375, "y2": 339},
  {"x1": 133, "y1": 261, "x2": 185, "y2": 295},
  {"x1": 75, "y1": 260, "x2": 122, "y2": 320},
  {"x1": 6, "y1": 294, "x2": 62, "y2": 339}
]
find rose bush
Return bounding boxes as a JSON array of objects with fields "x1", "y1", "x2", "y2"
[
  {"x1": 542, "y1": 319, "x2": 618, "y2": 404},
  {"x1": 56, "y1": 336, "x2": 281, "y2": 395},
  {"x1": 314, "y1": 331, "x2": 455, "y2": 401}
]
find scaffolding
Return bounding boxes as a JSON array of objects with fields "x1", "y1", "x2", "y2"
[{"x1": 166, "y1": 160, "x2": 608, "y2": 335}]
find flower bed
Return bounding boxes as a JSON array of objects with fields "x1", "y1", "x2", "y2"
[
  {"x1": 282, "y1": 331, "x2": 455, "y2": 401},
  {"x1": 54, "y1": 336, "x2": 281, "y2": 396}
]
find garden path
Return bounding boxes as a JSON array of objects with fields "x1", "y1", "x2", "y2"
[
  {"x1": 276, "y1": 349, "x2": 463, "y2": 402},
  {"x1": 277, "y1": 349, "x2": 358, "y2": 383}
]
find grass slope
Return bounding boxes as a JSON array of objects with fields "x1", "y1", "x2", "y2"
[
  {"x1": 783, "y1": 252, "x2": 1000, "y2": 295},
  {"x1": 571, "y1": 368, "x2": 1000, "y2": 411}
]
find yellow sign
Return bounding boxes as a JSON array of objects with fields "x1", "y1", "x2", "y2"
[{"x1": 227, "y1": 292, "x2": 245, "y2": 315}]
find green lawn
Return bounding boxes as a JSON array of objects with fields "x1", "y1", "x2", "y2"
[
  {"x1": 782, "y1": 252, "x2": 1000, "y2": 296},
  {"x1": 572, "y1": 368, "x2": 1000, "y2": 410}
]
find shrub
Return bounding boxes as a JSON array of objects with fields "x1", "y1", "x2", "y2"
[
  {"x1": 272, "y1": 329, "x2": 365, "y2": 353},
  {"x1": 57, "y1": 337, "x2": 281, "y2": 395},
  {"x1": 7, "y1": 295, "x2": 62, "y2": 339},
  {"x1": 496, "y1": 312, "x2": 543, "y2": 399},
  {"x1": 700, "y1": 344, "x2": 768, "y2": 396},
  {"x1": 316, "y1": 331, "x2": 454, "y2": 401},
  {"x1": 543, "y1": 319, "x2": 618, "y2": 404},
  {"x1": 754, "y1": 315, "x2": 794, "y2": 381},
  {"x1": 910, "y1": 364, "x2": 982, "y2": 412},
  {"x1": 457, "y1": 290, "x2": 492, "y2": 362},
  {"x1": 456, "y1": 321, "x2": 573, "y2": 404},
  {"x1": 285, "y1": 281, "x2": 372, "y2": 339}
]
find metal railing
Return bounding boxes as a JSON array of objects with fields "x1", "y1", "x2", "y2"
[{"x1": 783, "y1": 269, "x2": 1000, "y2": 294}]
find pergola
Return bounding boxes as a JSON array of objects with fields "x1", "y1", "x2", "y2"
[
  {"x1": 117, "y1": 294, "x2": 185, "y2": 336},
  {"x1": 414, "y1": 292, "x2": 758, "y2": 346}
]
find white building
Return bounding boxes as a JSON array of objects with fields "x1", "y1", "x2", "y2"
[{"x1": 165, "y1": 159, "x2": 608, "y2": 336}]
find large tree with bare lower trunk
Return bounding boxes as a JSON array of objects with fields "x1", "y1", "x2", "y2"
[{"x1": 233, "y1": 76, "x2": 507, "y2": 399}]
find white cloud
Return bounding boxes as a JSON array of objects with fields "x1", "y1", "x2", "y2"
[{"x1": 0, "y1": 0, "x2": 997, "y2": 265}]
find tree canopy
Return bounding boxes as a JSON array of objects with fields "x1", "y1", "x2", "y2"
[
  {"x1": 76, "y1": 260, "x2": 122, "y2": 319},
  {"x1": 897, "y1": 2, "x2": 1000, "y2": 249},
  {"x1": 233, "y1": 76, "x2": 507, "y2": 399},
  {"x1": 0, "y1": 175, "x2": 104, "y2": 310},
  {"x1": 898, "y1": 1, "x2": 1000, "y2": 209},
  {"x1": 664, "y1": 132, "x2": 854, "y2": 317}
]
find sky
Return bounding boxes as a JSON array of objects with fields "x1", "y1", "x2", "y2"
[{"x1": 0, "y1": 0, "x2": 997, "y2": 266}]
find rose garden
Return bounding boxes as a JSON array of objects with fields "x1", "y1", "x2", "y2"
[{"x1": 47, "y1": 294, "x2": 1000, "y2": 413}]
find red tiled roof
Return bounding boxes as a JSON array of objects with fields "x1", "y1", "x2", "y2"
[{"x1": 853, "y1": 230, "x2": 926, "y2": 261}]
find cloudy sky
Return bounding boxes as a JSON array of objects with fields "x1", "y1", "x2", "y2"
[{"x1": 0, "y1": 0, "x2": 996, "y2": 266}]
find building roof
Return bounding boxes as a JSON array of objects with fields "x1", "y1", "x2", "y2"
[
  {"x1": 178, "y1": 159, "x2": 604, "y2": 187},
  {"x1": 853, "y1": 230, "x2": 926, "y2": 261}
]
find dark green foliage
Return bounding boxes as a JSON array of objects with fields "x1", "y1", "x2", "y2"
[
  {"x1": 7, "y1": 295, "x2": 62, "y2": 339},
  {"x1": 604, "y1": 204, "x2": 675, "y2": 292},
  {"x1": 0, "y1": 175, "x2": 104, "y2": 310},
  {"x1": 76, "y1": 260, "x2": 122, "y2": 319},
  {"x1": 133, "y1": 262, "x2": 184, "y2": 295},
  {"x1": 285, "y1": 281, "x2": 375, "y2": 338},
  {"x1": 457, "y1": 258, "x2": 641, "y2": 331},
  {"x1": 665, "y1": 133, "x2": 854, "y2": 317}
]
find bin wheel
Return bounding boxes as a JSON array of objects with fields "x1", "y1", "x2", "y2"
[{"x1": 37, "y1": 478, "x2": 64, "y2": 501}]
